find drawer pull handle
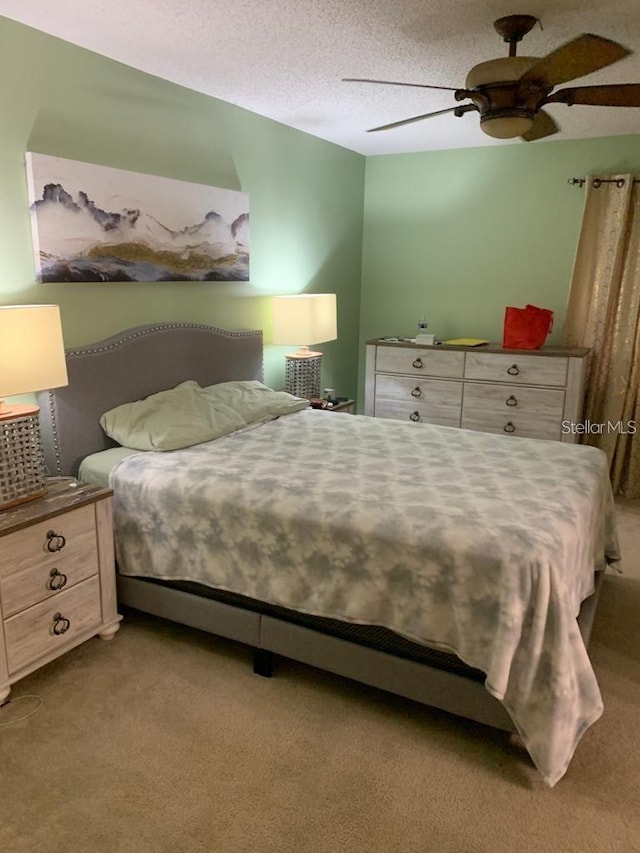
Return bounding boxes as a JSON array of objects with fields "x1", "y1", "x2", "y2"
[
  {"x1": 412, "y1": 357, "x2": 423, "y2": 369},
  {"x1": 410, "y1": 386, "x2": 422, "y2": 398},
  {"x1": 46, "y1": 531, "x2": 66, "y2": 552},
  {"x1": 409, "y1": 411, "x2": 421, "y2": 422},
  {"x1": 503, "y1": 422, "x2": 516, "y2": 433},
  {"x1": 52, "y1": 612, "x2": 71, "y2": 636},
  {"x1": 47, "y1": 568, "x2": 68, "y2": 591},
  {"x1": 507, "y1": 364, "x2": 520, "y2": 376},
  {"x1": 505, "y1": 395, "x2": 518, "y2": 407}
]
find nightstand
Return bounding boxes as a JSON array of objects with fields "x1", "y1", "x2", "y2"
[
  {"x1": 0, "y1": 481, "x2": 121, "y2": 702},
  {"x1": 328, "y1": 399, "x2": 356, "y2": 413}
]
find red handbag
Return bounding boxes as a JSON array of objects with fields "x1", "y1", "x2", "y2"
[{"x1": 503, "y1": 304, "x2": 554, "y2": 350}]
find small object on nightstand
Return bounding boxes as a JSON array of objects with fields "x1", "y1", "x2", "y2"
[
  {"x1": 311, "y1": 397, "x2": 356, "y2": 413},
  {"x1": 328, "y1": 399, "x2": 356, "y2": 413},
  {"x1": 46, "y1": 476, "x2": 78, "y2": 486},
  {"x1": 309, "y1": 398, "x2": 331, "y2": 410}
]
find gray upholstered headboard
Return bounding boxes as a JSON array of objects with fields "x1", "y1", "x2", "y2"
[{"x1": 38, "y1": 322, "x2": 264, "y2": 477}]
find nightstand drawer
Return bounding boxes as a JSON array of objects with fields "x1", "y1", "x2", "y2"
[
  {"x1": 1, "y1": 549, "x2": 99, "y2": 618},
  {"x1": 464, "y1": 352, "x2": 568, "y2": 386},
  {"x1": 4, "y1": 575, "x2": 102, "y2": 674},
  {"x1": 376, "y1": 346, "x2": 464, "y2": 378},
  {"x1": 0, "y1": 504, "x2": 97, "y2": 581}
]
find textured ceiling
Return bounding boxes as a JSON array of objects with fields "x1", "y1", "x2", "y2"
[{"x1": 1, "y1": 0, "x2": 640, "y2": 154}]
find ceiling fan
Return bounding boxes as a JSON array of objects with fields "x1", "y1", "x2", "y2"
[{"x1": 344, "y1": 14, "x2": 640, "y2": 141}]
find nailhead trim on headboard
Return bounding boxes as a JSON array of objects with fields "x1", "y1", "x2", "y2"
[
  {"x1": 45, "y1": 389, "x2": 62, "y2": 476},
  {"x1": 65, "y1": 322, "x2": 262, "y2": 358}
]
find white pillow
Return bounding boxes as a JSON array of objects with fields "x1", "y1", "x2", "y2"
[
  {"x1": 201, "y1": 380, "x2": 309, "y2": 424},
  {"x1": 100, "y1": 381, "x2": 246, "y2": 451}
]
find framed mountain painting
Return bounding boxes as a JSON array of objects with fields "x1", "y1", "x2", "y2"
[{"x1": 25, "y1": 153, "x2": 250, "y2": 282}]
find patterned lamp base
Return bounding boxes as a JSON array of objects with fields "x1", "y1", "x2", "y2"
[
  {"x1": 285, "y1": 353, "x2": 322, "y2": 399},
  {"x1": 0, "y1": 406, "x2": 47, "y2": 510}
]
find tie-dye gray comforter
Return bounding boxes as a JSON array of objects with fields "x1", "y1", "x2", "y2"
[{"x1": 111, "y1": 409, "x2": 619, "y2": 786}]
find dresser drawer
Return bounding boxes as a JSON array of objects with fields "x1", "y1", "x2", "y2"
[
  {"x1": 3, "y1": 575, "x2": 102, "y2": 674},
  {"x1": 460, "y1": 409, "x2": 561, "y2": 441},
  {"x1": 462, "y1": 383, "x2": 565, "y2": 419},
  {"x1": 464, "y1": 352, "x2": 568, "y2": 387},
  {"x1": 376, "y1": 346, "x2": 464, "y2": 378},
  {"x1": 0, "y1": 505, "x2": 97, "y2": 582},
  {"x1": 375, "y1": 376, "x2": 462, "y2": 427}
]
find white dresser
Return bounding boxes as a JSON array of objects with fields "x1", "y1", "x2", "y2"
[{"x1": 364, "y1": 340, "x2": 589, "y2": 442}]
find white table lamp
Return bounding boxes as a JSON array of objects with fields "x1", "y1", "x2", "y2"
[
  {"x1": 272, "y1": 294, "x2": 337, "y2": 398},
  {"x1": 0, "y1": 305, "x2": 69, "y2": 509}
]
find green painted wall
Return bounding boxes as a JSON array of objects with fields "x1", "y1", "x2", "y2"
[
  {"x1": 3, "y1": 16, "x2": 640, "y2": 414},
  {"x1": 359, "y1": 135, "x2": 640, "y2": 364},
  {"x1": 0, "y1": 16, "x2": 365, "y2": 397}
]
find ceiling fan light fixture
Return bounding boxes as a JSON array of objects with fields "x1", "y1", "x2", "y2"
[
  {"x1": 465, "y1": 56, "x2": 540, "y2": 88},
  {"x1": 480, "y1": 114, "x2": 535, "y2": 138}
]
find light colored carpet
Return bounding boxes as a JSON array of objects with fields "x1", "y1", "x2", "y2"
[{"x1": 0, "y1": 501, "x2": 639, "y2": 853}]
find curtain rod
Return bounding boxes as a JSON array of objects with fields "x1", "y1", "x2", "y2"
[{"x1": 568, "y1": 177, "x2": 640, "y2": 188}]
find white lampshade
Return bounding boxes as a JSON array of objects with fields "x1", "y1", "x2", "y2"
[
  {"x1": 0, "y1": 304, "x2": 68, "y2": 510},
  {"x1": 0, "y1": 304, "x2": 68, "y2": 398},
  {"x1": 272, "y1": 294, "x2": 337, "y2": 347}
]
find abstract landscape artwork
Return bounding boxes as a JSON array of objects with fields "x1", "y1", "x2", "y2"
[{"x1": 25, "y1": 153, "x2": 250, "y2": 282}]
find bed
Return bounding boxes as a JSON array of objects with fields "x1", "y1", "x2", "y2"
[{"x1": 38, "y1": 322, "x2": 620, "y2": 787}]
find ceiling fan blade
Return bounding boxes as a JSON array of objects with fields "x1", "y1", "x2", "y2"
[
  {"x1": 545, "y1": 83, "x2": 640, "y2": 107},
  {"x1": 521, "y1": 110, "x2": 560, "y2": 142},
  {"x1": 520, "y1": 34, "x2": 631, "y2": 87},
  {"x1": 367, "y1": 104, "x2": 477, "y2": 133},
  {"x1": 343, "y1": 77, "x2": 459, "y2": 92}
]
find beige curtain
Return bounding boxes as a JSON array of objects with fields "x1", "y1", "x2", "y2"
[{"x1": 562, "y1": 175, "x2": 640, "y2": 497}]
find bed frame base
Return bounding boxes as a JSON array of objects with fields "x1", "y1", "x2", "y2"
[
  {"x1": 117, "y1": 575, "x2": 517, "y2": 730},
  {"x1": 260, "y1": 615, "x2": 516, "y2": 730},
  {"x1": 117, "y1": 570, "x2": 605, "y2": 734},
  {"x1": 117, "y1": 575, "x2": 261, "y2": 646}
]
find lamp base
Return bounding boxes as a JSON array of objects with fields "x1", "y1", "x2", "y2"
[
  {"x1": 0, "y1": 405, "x2": 47, "y2": 511},
  {"x1": 284, "y1": 353, "x2": 322, "y2": 399}
]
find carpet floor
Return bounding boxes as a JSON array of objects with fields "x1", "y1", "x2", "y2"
[{"x1": 0, "y1": 501, "x2": 638, "y2": 853}]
